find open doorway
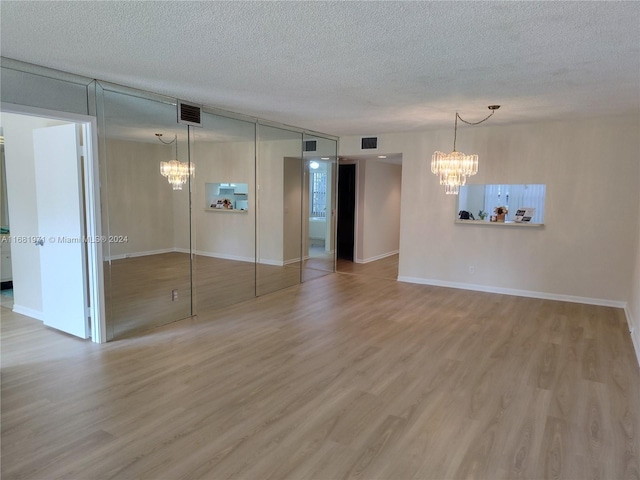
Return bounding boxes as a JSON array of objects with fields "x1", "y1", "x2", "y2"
[
  {"x1": 336, "y1": 154, "x2": 402, "y2": 280},
  {"x1": 337, "y1": 163, "x2": 356, "y2": 261},
  {"x1": 0, "y1": 105, "x2": 104, "y2": 342}
]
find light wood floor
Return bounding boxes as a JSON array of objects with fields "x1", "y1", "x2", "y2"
[
  {"x1": 108, "y1": 252, "x2": 334, "y2": 339},
  {"x1": 2, "y1": 273, "x2": 639, "y2": 479},
  {"x1": 337, "y1": 253, "x2": 399, "y2": 281}
]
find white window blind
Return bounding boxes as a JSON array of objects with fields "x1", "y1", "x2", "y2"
[{"x1": 484, "y1": 184, "x2": 546, "y2": 223}]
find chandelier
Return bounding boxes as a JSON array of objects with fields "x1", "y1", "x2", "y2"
[
  {"x1": 156, "y1": 134, "x2": 194, "y2": 190},
  {"x1": 432, "y1": 105, "x2": 500, "y2": 195}
]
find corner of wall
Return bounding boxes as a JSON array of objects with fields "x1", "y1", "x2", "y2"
[{"x1": 624, "y1": 305, "x2": 640, "y2": 369}]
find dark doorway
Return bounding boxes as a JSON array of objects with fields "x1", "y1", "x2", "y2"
[{"x1": 337, "y1": 163, "x2": 356, "y2": 261}]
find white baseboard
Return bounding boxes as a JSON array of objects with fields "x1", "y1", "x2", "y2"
[
  {"x1": 355, "y1": 250, "x2": 399, "y2": 264},
  {"x1": 260, "y1": 258, "x2": 285, "y2": 267},
  {"x1": 193, "y1": 250, "x2": 255, "y2": 263},
  {"x1": 624, "y1": 305, "x2": 640, "y2": 369},
  {"x1": 108, "y1": 248, "x2": 256, "y2": 264},
  {"x1": 397, "y1": 276, "x2": 627, "y2": 309},
  {"x1": 107, "y1": 248, "x2": 176, "y2": 261},
  {"x1": 270, "y1": 255, "x2": 326, "y2": 266},
  {"x1": 105, "y1": 248, "x2": 308, "y2": 267},
  {"x1": 12, "y1": 304, "x2": 44, "y2": 321},
  {"x1": 398, "y1": 275, "x2": 639, "y2": 367}
]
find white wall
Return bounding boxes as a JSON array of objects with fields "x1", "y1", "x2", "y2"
[
  {"x1": 105, "y1": 138, "x2": 258, "y2": 262},
  {"x1": 105, "y1": 139, "x2": 176, "y2": 259},
  {"x1": 191, "y1": 140, "x2": 255, "y2": 261},
  {"x1": 627, "y1": 156, "x2": 640, "y2": 366},
  {"x1": 105, "y1": 136, "x2": 306, "y2": 266},
  {"x1": 257, "y1": 140, "x2": 282, "y2": 264},
  {"x1": 172, "y1": 140, "x2": 191, "y2": 253},
  {"x1": 340, "y1": 114, "x2": 640, "y2": 305},
  {"x1": 359, "y1": 159, "x2": 401, "y2": 262},
  {"x1": 2, "y1": 113, "x2": 67, "y2": 318},
  {"x1": 283, "y1": 157, "x2": 303, "y2": 263},
  {"x1": 258, "y1": 138, "x2": 302, "y2": 265},
  {"x1": 326, "y1": 162, "x2": 336, "y2": 253}
]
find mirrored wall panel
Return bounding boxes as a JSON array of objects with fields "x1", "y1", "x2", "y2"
[
  {"x1": 191, "y1": 112, "x2": 256, "y2": 312},
  {"x1": 99, "y1": 86, "x2": 192, "y2": 339},
  {"x1": 1, "y1": 64, "x2": 90, "y2": 115},
  {"x1": 3, "y1": 60, "x2": 340, "y2": 341},
  {"x1": 457, "y1": 184, "x2": 547, "y2": 224},
  {"x1": 256, "y1": 124, "x2": 303, "y2": 296},
  {"x1": 302, "y1": 134, "x2": 337, "y2": 282}
]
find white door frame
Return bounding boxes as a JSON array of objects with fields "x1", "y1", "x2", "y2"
[{"x1": 1, "y1": 102, "x2": 106, "y2": 343}]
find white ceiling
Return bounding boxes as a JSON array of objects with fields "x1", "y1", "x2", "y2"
[{"x1": 1, "y1": 1, "x2": 638, "y2": 137}]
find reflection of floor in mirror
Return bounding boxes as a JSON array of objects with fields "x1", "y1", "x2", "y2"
[
  {"x1": 108, "y1": 253, "x2": 192, "y2": 339},
  {"x1": 309, "y1": 238, "x2": 325, "y2": 248},
  {"x1": 337, "y1": 253, "x2": 399, "y2": 281},
  {"x1": 303, "y1": 247, "x2": 334, "y2": 281},
  {"x1": 107, "y1": 252, "x2": 335, "y2": 339},
  {"x1": 308, "y1": 245, "x2": 330, "y2": 257},
  {"x1": 0, "y1": 288, "x2": 13, "y2": 309}
]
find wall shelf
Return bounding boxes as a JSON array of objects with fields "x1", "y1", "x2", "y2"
[{"x1": 455, "y1": 220, "x2": 544, "y2": 227}]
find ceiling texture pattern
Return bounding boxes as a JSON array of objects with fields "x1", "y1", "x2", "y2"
[{"x1": 1, "y1": 1, "x2": 638, "y2": 136}]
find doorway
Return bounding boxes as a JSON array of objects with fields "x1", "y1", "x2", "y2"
[
  {"x1": 336, "y1": 155, "x2": 402, "y2": 280},
  {"x1": 0, "y1": 105, "x2": 104, "y2": 342},
  {"x1": 337, "y1": 163, "x2": 356, "y2": 261}
]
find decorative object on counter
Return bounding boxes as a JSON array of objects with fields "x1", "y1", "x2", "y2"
[
  {"x1": 494, "y1": 206, "x2": 508, "y2": 222},
  {"x1": 213, "y1": 198, "x2": 233, "y2": 209},
  {"x1": 431, "y1": 105, "x2": 500, "y2": 195},
  {"x1": 490, "y1": 215, "x2": 497, "y2": 222},
  {"x1": 156, "y1": 133, "x2": 194, "y2": 190},
  {"x1": 514, "y1": 207, "x2": 535, "y2": 223},
  {"x1": 458, "y1": 210, "x2": 475, "y2": 220},
  {"x1": 478, "y1": 210, "x2": 488, "y2": 221}
]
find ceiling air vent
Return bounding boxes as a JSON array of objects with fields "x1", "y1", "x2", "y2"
[
  {"x1": 304, "y1": 140, "x2": 317, "y2": 152},
  {"x1": 178, "y1": 101, "x2": 202, "y2": 127},
  {"x1": 361, "y1": 137, "x2": 378, "y2": 150}
]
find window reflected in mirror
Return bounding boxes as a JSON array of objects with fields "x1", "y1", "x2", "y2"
[{"x1": 458, "y1": 184, "x2": 546, "y2": 224}]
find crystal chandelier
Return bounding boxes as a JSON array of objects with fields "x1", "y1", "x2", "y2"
[
  {"x1": 432, "y1": 105, "x2": 500, "y2": 195},
  {"x1": 156, "y1": 134, "x2": 194, "y2": 190}
]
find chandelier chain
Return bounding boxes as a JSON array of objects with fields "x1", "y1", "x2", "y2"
[
  {"x1": 456, "y1": 110, "x2": 495, "y2": 126},
  {"x1": 453, "y1": 110, "x2": 496, "y2": 151},
  {"x1": 155, "y1": 133, "x2": 177, "y2": 145}
]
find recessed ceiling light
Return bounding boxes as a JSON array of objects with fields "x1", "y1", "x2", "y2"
[
  {"x1": 320, "y1": 157, "x2": 330, "y2": 160},
  {"x1": 378, "y1": 155, "x2": 387, "y2": 159}
]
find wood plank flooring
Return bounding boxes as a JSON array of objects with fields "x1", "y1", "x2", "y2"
[
  {"x1": 337, "y1": 254, "x2": 399, "y2": 280},
  {"x1": 2, "y1": 272, "x2": 639, "y2": 479},
  {"x1": 108, "y1": 252, "x2": 334, "y2": 339}
]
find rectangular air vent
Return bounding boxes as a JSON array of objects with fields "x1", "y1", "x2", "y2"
[
  {"x1": 361, "y1": 137, "x2": 378, "y2": 149},
  {"x1": 304, "y1": 140, "x2": 317, "y2": 152},
  {"x1": 178, "y1": 101, "x2": 202, "y2": 127}
]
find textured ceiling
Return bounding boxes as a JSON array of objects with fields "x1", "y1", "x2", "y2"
[{"x1": 1, "y1": 1, "x2": 638, "y2": 136}]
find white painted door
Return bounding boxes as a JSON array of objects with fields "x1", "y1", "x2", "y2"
[{"x1": 33, "y1": 124, "x2": 89, "y2": 338}]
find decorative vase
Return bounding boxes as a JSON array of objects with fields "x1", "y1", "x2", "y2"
[{"x1": 497, "y1": 213, "x2": 506, "y2": 222}]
